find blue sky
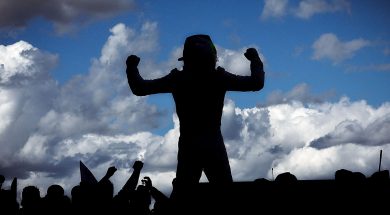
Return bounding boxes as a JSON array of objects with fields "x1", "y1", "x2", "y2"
[
  {"x1": 3, "y1": 0, "x2": 389, "y2": 107},
  {"x1": 1, "y1": 0, "x2": 390, "y2": 198}
]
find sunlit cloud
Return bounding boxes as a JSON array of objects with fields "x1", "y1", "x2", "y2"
[{"x1": 312, "y1": 33, "x2": 370, "y2": 64}]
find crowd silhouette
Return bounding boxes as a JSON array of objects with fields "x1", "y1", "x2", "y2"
[
  {"x1": 1, "y1": 161, "x2": 389, "y2": 215},
  {"x1": 0, "y1": 160, "x2": 172, "y2": 215}
]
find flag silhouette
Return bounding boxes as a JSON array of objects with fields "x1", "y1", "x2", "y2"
[{"x1": 79, "y1": 161, "x2": 98, "y2": 184}]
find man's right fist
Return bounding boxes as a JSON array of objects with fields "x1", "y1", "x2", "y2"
[
  {"x1": 133, "y1": 160, "x2": 144, "y2": 171},
  {"x1": 126, "y1": 55, "x2": 140, "y2": 67},
  {"x1": 244, "y1": 48, "x2": 261, "y2": 62},
  {"x1": 106, "y1": 166, "x2": 117, "y2": 177}
]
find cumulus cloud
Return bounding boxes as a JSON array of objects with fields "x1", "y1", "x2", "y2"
[
  {"x1": 225, "y1": 97, "x2": 390, "y2": 181},
  {"x1": 261, "y1": 0, "x2": 351, "y2": 20},
  {"x1": 261, "y1": 0, "x2": 289, "y2": 20},
  {"x1": 265, "y1": 83, "x2": 335, "y2": 105},
  {"x1": 216, "y1": 46, "x2": 266, "y2": 76},
  {"x1": 312, "y1": 33, "x2": 370, "y2": 64},
  {"x1": 0, "y1": 22, "x2": 171, "y2": 192},
  {"x1": 0, "y1": 41, "x2": 59, "y2": 165},
  {"x1": 271, "y1": 144, "x2": 387, "y2": 179},
  {"x1": 0, "y1": 41, "x2": 58, "y2": 84},
  {"x1": 294, "y1": 0, "x2": 350, "y2": 19},
  {"x1": 0, "y1": 0, "x2": 136, "y2": 33},
  {"x1": 311, "y1": 113, "x2": 390, "y2": 148}
]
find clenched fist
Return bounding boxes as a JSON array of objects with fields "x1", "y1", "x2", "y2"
[
  {"x1": 244, "y1": 48, "x2": 261, "y2": 63},
  {"x1": 133, "y1": 160, "x2": 144, "y2": 171},
  {"x1": 126, "y1": 55, "x2": 140, "y2": 67}
]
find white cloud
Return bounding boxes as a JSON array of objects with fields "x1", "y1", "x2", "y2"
[
  {"x1": 0, "y1": 21, "x2": 189, "y2": 198},
  {"x1": 99, "y1": 22, "x2": 159, "y2": 67},
  {"x1": 312, "y1": 33, "x2": 370, "y2": 64},
  {"x1": 145, "y1": 114, "x2": 180, "y2": 169},
  {"x1": 0, "y1": 42, "x2": 58, "y2": 164},
  {"x1": 271, "y1": 144, "x2": 386, "y2": 179},
  {"x1": 225, "y1": 97, "x2": 390, "y2": 181},
  {"x1": 261, "y1": 0, "x2": 289, "y2": 20},
  {"x1": 19, "y1": 134, "x2": 49, "y2": 162},
  {"x1": 0, "y1": 41, "x2": 57, "y2": 84},
  {"x1": 221, "y1": 99, "x2": 245, "y2": 141},
  {"x1": 0, "y1": 22, "x2": 167, "y2": 184},
  {"x1": 0, "y1": 89, "x2": 17, "y2": 135},
  {"x1": 216, "y1": 46, "x2": 266, "y2": 76},
  {"x1": 294, "y1": 0, "x2": 351, "y2": 19},
  {"x1": 261, "y1": 0, "x2": 351, "y2": 20},
  {"x1": 265, "y1": 83, "x2": 334, "y2": 105},
  {"x1": 311, "y1": 112, "x2": 390, "y2": 148}
]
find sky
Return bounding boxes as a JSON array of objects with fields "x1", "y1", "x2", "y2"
[{"x1": 1, "y1": 0, "x2": 390, "y2": 199}]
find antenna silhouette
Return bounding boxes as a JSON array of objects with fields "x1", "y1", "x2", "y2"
[{"x1": 378, "y1": 149, "x2": 382, "y2": 172}]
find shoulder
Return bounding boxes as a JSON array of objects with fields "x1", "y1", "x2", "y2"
[
  {"x1": 168, "y1": 68, "x2": 183, "y2": 77},
  {"x1": 215, "y1": 66, "x2": 237, "y2": 78},
  {"x1": 215, "y1": 66, "x2": 232, "y2": 75},
  {"x1": 165, "y1": 68, "x2": 183, "y2": 81}
]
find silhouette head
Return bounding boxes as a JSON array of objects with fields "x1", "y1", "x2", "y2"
[
  {"x1": 178, "y1": 34, "x2": 217, "y2": 69},
  {"x1": 21, "y1": 186, "x2": 41, "y2": 207},
  {"x1": 46, "y1": 184, "x2": 64, "y2": 199},
  {"x1": 71, "y1": 185, "x2": 81, "y2": 202}
]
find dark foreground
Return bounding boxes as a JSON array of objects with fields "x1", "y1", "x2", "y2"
[
  {"x1": 184, "y1": 173, "x2": 389, "y2": 214},
  {"x1": 1, "y1": 170, "x2": 388, "y2": 214}
]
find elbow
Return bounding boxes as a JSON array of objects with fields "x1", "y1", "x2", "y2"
[
  {"x1": 130, "y1": 86, "x2": 147, "y2": 96},
  {"x1": 133, "y1": 91, "x2": 147, "y2": 96},
  {"x1": 254, "y1": 84, "x2": 264, "y2": 91},
  {"x1": 252, "y1": 80, "x2": 264, "y2": 91},
  {"x1": 128, "y1": 80, "x2": 147, "y2": 96},
  {"x1": 251, "y1": 71, "x2": 264, "y2": 91}
]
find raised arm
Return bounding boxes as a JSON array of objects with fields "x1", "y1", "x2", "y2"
[
  {"x1": 126, "y1": 55, "x2": 174, "y2": 96},
  {"x1": 99, "y1": 166, "x2": 117, "y2": 183},
  {"x1": 222, "y1": 48, "x2": 265, "y2": 91},
  {"x1": 120, "y1": 160, "x2": 144, "y2": 194}
]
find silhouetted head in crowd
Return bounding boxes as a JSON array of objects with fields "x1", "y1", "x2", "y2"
[
  {"x1": 46, "y1": 184, "x2": 65, "y2": 199},
  {"x1": 71, "y1": 185, "x2": 81, "y2": 204},
  {"x1": 21, "y1": 186, "x2": 41, "y2": 207},
  {"x1": 178, "y1": 34, "x2": 217, "y2": 71}
]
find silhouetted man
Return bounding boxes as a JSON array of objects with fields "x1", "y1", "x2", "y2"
[{"x1": 126, "y1": 34, "x2": 264, "y2": 187}]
